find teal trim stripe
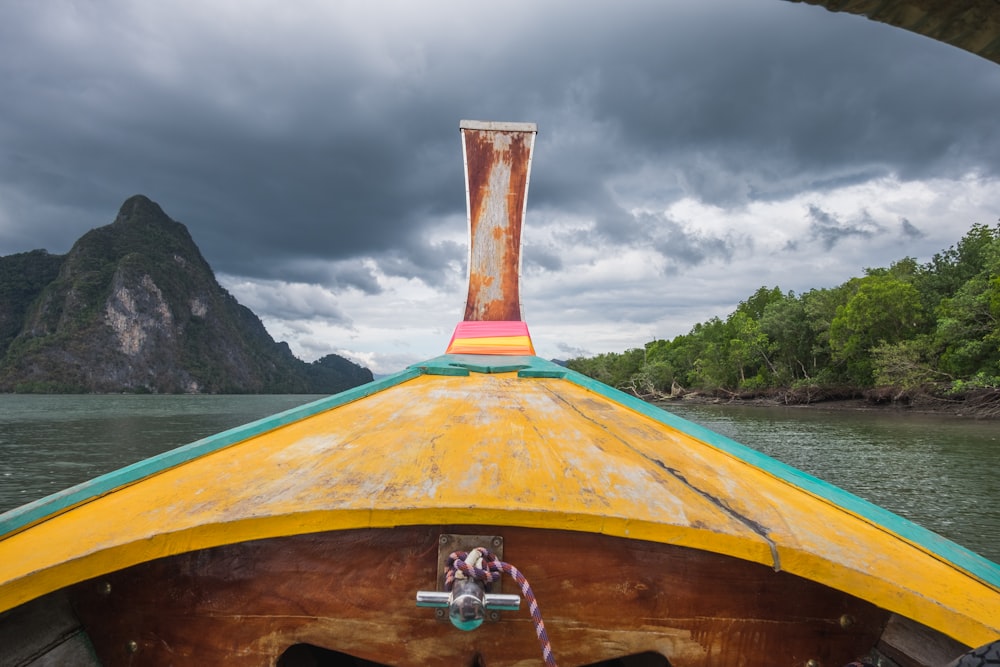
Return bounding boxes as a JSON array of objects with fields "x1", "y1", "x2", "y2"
[
  {"x1": 0, "y1": 369, "x2": 423, "y2": 539},
  {"x1": 414, "y1": 353, "x2": 572, "y2": 378},
  {"x1": 559, "y1": 365, "x2": 1000, "y2": 590},
  {"x1": 517, "y1": 368, "x2": 568, "y2": 378},
  {"x1": 415, "y1": 353, "x2": 539, "y2": 375}
]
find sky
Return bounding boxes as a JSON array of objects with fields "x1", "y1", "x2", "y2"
[{"x1": 2, "y1": 1, "x2": 999, "y2": 375}]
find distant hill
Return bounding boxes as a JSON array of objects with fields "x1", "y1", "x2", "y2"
[{"x1": 0, "y1": 195, "x2": 373, "y2": 394}]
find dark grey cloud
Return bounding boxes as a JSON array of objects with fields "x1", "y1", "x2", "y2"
[
  {"x1": 222, "y1": 279, "x2": 353, "y2": 326},
  {"x1": 901, "y1": 218, "x2": 925, "y2": 240},
  {"x1": 640, "y1": 212, "x2": 739, "y2": 272},
  {"x1": 376, "y1": 239, "x2": 467, "y2": 286},
  {"x1": 273, "y1": 259, "x2": 383, "y2": 295},
  {"x1": 577, "y1": 3, "x2": 1000, "y2": 203},
  {"x1": 4, "y1": 1, "x2": 998, "y2": 273},
  {"x1": 807, "y1": 205, "x2": 883, "y2": 250},
  {"x1": 525, "y1": 246, "x2": 564, "y2": 273},
  {"x1": 555, "y1": 342, "x2": 590, "y2": 360}
]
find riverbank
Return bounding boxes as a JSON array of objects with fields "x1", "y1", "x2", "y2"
[{"x1": 652, "y1": 387, "x2": 1000, "y2": 419}]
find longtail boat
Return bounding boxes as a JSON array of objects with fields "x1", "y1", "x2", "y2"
[{"x1": 1, "y1": 120, "x2": 999, "y2": 667}]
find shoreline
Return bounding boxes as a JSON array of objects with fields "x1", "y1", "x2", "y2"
[{"x1": 650, "y1": 391, "x2": 999, "y2": 420}]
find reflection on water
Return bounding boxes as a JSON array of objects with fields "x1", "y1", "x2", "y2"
[
  {"x1": 1, "y1": 394, "x2": 997, "y2": 563},
  {"x1": 663, "y1": 402, "x2": 1000, "y2": 563}
]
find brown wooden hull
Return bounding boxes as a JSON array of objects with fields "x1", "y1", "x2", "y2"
[{"x1": 66, "y1": 525, "x2": 906, "y2": 667}]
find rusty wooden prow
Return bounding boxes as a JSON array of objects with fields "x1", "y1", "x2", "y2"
[
  {"x1": 446, "y1": 120, "x2": 537, "y2": 356},
  {"x1": 460, "y1": 120, "x2": 537, "y2": 321}
]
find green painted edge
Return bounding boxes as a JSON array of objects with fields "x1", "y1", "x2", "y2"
[
  {"x1": 557, "y1": 362, "x2": 1000, "y2": 589},
  {"x1": 415, "y1": 365, "x2": 470, "y2": 376},
  {"x1": 0, "y1": 368, "x2": 424, "y2": 538},
  {"x1": 517, "y1": 369, "x2": 568, "y2": 378},
  {"x1": 415, "y1": 354, "x2": 537, "y2": 375}
]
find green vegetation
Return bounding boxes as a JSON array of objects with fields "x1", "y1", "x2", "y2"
[
  {"x1": 567, "y1": 223, "x2": 1000, "y2": 411},
  {"x1": 0, "y1": 249, "x2": 64, "y2": 356}
]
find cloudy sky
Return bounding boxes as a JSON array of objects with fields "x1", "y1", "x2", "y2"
[{"x1": 2, "y1": 1, "x2": 999, "y2": 375}]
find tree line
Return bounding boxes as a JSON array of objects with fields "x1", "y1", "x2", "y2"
[{"x1": 566, "y1": 222, "x2": 1000, "y2": 408}]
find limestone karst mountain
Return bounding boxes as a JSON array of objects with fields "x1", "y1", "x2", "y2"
[{"x1": 0, "y1": 195, "x2": 372, "y2": 393}]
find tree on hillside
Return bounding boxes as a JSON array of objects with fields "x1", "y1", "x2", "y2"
[
  {"x1": 644, "y1": 333, "x2": 699, "y2": 392},
  {"x1": 934, "y1": 233, "x2": 1000, "y2": 384},
  {"x1": 690, "y1": 317, "x2": 739, "y2": 390},
  {"x1": 566, "y1": 348, "x2": 645, "y2": 391},
  {"x1": 918, "y1": 222, "x2": 1000, "y2": 307},
  {"x1": 730, "y1": 287, "x2": 784, "y2": 386},
  {"x1": 799, "y1": 285, "x2": 854, "y2": 384},
  {"x1": 759, "y1": 290, "x2": 814, "y2": 384},
  {"x1": 829, "y1": 274, "x2": 926, "y2": 385}
]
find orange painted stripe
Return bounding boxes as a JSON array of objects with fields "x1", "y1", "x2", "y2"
[{"x1": 447, "y1": 338, "x2": 535, "y2": 355}]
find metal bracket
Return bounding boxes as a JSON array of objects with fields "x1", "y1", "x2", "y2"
[
  {"x1": 415, "y1": 589, "x2": 521, "y2": 612},
  {"x1": 415, "y1": 533, "x2": 518, "y2": 625}
]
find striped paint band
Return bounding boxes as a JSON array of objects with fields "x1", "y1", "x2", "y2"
[{"x1": 446, "y1": 320, "x2": 535, "y2": 356}]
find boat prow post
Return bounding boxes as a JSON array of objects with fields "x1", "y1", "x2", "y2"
[{"x1": 446, "y1": 120, "x2": 537, "y2": 357}]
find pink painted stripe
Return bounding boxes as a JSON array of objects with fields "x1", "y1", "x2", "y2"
[{"x1": 453, "y1": 320, "x2": 530, "y2": 338}]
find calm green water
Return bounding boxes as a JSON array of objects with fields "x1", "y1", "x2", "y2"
[
  {"x1": 1, "y1": 395, "x2": 997, "y2": 563},
  {"x1": 663, "y1": 402, "x2": 1000, "y2": 563},
  {"x1": 0, "y1": 394, "x2": 323, "y2": 513}
]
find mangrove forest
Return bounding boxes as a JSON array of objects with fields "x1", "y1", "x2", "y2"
[{"x1": 566, "y1": 222, "x2": 1000, "y2": 415}]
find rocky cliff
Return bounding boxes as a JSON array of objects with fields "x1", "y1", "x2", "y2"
[{"x1": 0, "y1": 195, "x2": 373, "y2": 393}]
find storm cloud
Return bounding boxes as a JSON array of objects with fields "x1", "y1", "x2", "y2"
[{"x1": 2, "y1": 0, "x2": 998, "y2": 373}]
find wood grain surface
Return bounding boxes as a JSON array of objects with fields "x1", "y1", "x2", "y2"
[{"x1": 71, "y1": 524, "x2": 890, "y2": 666}]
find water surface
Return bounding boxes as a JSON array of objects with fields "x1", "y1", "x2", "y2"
[
  {"x1": 0, "y1": 394, "x2": 321, "y2": 512},
  {"x1": 663, "y1": 401, "x2": 1000, "y2": 563}
]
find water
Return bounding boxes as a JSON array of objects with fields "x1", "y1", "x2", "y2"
[
  {"x1": 0, "y1": 394, "x2": 997, "y2": 564},
  {"x1": 662, "y1": 401, "x2": 1000, "y2": 563},
  {"x1": 0, "y1": 394, "x2": 322, "y2": 513}
]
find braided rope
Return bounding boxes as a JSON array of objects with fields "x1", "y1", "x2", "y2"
[{"x1": 446, "y1": 548, "x2": 557, "y2": 667}]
